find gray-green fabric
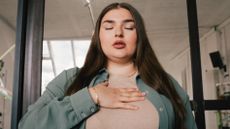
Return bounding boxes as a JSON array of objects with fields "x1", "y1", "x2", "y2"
[{"x1": 18, "y1": 67, "x2": 197, "y2": 129}]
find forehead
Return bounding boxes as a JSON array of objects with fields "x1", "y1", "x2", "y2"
[{"x1": 101, "y1": 8, "x2": 134, "y2": 22}]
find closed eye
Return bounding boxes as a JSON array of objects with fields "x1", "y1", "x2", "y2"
[
  {"x1": 124, "y1": 23, "x2": 135, "y2": 30},
  {"x1": 105, "y1": 27, "x2": 113, "y2": 30},
  {"x1": 124, "y1": 27, "x2": 135, "y2": 30}
]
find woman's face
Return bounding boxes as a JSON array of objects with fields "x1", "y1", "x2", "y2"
[{"x1": 99, "y1": 8, "x2": 137, "y2": 63}]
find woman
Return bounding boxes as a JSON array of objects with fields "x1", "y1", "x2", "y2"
[{"x1": 19, "y1": 2, "x2": 197, "y2": 129}]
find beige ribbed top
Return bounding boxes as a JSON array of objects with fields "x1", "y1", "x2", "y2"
[{"x1": 86, "y1": 72, "x2": 159, "y2": 129}]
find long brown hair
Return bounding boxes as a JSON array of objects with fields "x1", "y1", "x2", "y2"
[{"x1": 66, "y1": 3, "x2": 186, "y2": 129}]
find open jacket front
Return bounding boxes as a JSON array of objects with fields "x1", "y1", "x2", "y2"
[{"x1": 19, "y1": 67, "x2": 197, "y2": 129}]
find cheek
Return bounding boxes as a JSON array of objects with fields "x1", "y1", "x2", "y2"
[
  {"x1": 99, "y1": 30, "x2": 111, "y2": 53},
  {"x1": 130, "y1": 42, "x2": 137, "y2": 54},
  {"x1": 128, "y1": 32, "x2": 137, "y2": 51},
  {"x1": 125, "y1": 29, "x2": 137, "y2": 41},
  {"x1": 100, "y1": 30, "x2": 112, "y2": 44}
]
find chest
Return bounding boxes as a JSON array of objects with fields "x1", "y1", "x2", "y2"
[
  {"x1": 81, "y1": 73, "x2": 175, "y2": 129},
  {"x1": 86, "y1": 75, "x2": 159, "y2": 129}
]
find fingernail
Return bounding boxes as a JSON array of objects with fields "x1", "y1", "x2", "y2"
[{"x1": 142, "y1": 92, "x2": 146, "y2": 96}]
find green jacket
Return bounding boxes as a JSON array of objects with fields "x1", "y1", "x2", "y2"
[{"x1": 19, "y1": 67, "x2": 197, "y2": 129}]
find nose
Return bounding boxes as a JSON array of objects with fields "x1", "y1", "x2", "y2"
[{"x1": 115, "y1": 27, "x2": 123, "y2": 37}]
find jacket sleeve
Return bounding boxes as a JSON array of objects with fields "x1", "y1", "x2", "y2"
[
  {"x1": 169, "y1": 75, "x2": 198, "y2": 129},
  {"x1": 183, "y1": 95, "x2": 198, "y2": 129},
  {"x1": 18, "y1": 68, "x2": 99, "y2": 129}
]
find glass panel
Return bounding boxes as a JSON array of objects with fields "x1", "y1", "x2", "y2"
[
  {"x1": 42, "y1": 0, "x2": 193, "y2": 96},
  {"x1": 0, "y1": 0, "x2": 18, "y2": 128},
  {"x1": 205, "y1": 110, "x2": 230, "y2": 129},
  {"x1": 196, "y1": 1, "x2": 230, "y2": 128},
  {"x1": 42, "y1": 40, "x2": 50, "y2": 58},
  {"x1": 143, "y1": 0, "x2": 193, "y2": 99},
  {"x1": 41, "y1": 40, "x2": 90, "y2": 92},
  {"x1": 196, "y1": 0, "x2": 230, "y2": 100},
  {"x1": 73, "y1": 40, "x2": 90, "y2": 68},
  {"x1": 39, "y1": 0, "x2": 230, "y2": 128},
  {"x1": 42, "y1": 0, "x2": 93, "y2": 93},
  {"x1": 50, "y1": 40, "x2": 74, "y2": 75},
  {"x1": 42, "y1": 60, "x2": 55, "y2": 94}
]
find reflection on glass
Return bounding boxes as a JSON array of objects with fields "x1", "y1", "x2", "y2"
[
  {"x1": 42, "y1": 41, "x2": 50, "y2": 58},
  {"x1": 220, "y1": 110, "x2": 230, "y2": 128},
  {"x1": 50, "y1": 40, "x2": 74, "y2": 74},
  {"x1": 196, "y1": 0, "x2": 230, "y2": 101},
  {"x1": 205, "y1": 110, "x2": 230, "y2": 129},
  {"x1": 0, "y1": 0, "x2": 17, "y2": 128},
  {"x1": 41, "y1": 40, "x2": 90, "y2": 93},
  {"x1": 42, "y1": 60, "x2": 55, "y2": 93},
  {"x1": 74, "y1": 40, "x2": 91, "y2": 67},
  {"x1": 41, "y1": 0, "x2": 230, "y2": 128}
]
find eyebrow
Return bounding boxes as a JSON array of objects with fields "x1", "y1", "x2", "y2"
[{"x1": 102, "y1": 19, "x2": 135, "y2": 24}]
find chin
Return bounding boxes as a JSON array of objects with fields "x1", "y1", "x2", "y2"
[
  {"x1": 112, "y1": 55, "x2": 132, "y2": 60},
  {"x1": 112, "y1": 53, "x2": 128, "y2": 58}
]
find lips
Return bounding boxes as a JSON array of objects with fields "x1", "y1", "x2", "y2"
[{"x1": 113, "y1": 40, "x2": 126, "y2": 49}]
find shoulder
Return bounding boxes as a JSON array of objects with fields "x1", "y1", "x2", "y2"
[
  {"x1": 45, "y1": 67, "x2": 80, "y2": 95},
  {"x1": 64, "y1": 67, "x2": 80, "y2": 80},
  {"x1": 62, "y1": 67, "x2": 81, "y2": 89},
  {"x1": 49, "y1": 67, "x2": 80, "y2": 84}
]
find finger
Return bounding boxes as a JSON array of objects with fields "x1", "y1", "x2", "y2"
[
  {"x1": 119, "y1": 88, "x2": 138, "y2": 93},
  {"x1": 119, "y1": 96, "x2": 145, "y2": 102},
  {"x1": 121, "y1": 91, "x2": 146, "y2": 97},
  {"x1": 116, "y1": 103, "x2": 139, "y2": 110}
]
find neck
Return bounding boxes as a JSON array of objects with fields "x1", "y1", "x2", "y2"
[{"x1": 107, "y1": 60, "x2": 137, "y2": 77}]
